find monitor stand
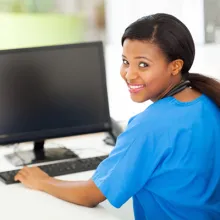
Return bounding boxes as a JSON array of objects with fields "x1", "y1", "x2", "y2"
[{"x1": 5, "y1": 140, "x2": 79, "y2": 167}]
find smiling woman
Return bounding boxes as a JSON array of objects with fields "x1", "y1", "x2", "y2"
[
  {"x1": 16, "y1": 13, "x2": 220, "y2": 220},
  {"x1": 120, "y1": 40, "x2": 179, "y2": 102}
]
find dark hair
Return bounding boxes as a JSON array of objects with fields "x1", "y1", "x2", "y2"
[{"x1": 122, "y1": 13, "x2": 220, "y2": 107}]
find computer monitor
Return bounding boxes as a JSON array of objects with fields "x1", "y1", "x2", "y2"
[{"x1": 0, "y1": 42, "x2": 112, "y2": 166}]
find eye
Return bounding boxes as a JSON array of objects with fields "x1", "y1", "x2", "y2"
[
  {"x1": 139, "y1": 62, "x2": 148, "y2": 68},
  {"x1": 122, "y1": 59, "x2": 129, "y2": 65}
]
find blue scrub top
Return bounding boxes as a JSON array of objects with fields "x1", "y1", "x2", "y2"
[{"x1": 92, "y1": 94, "x2": 220, "y2": 220}]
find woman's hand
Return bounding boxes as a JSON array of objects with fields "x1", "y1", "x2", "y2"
[
  {"x1": 14, "y1": 166, "x2": 50, "y2": 191},
  {"x1": 14, "y1": 166, "x2": 106, "y2": 207}
]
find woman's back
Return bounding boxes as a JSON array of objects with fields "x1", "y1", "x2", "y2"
[{"x1": 133, "y1": 94, "x2": 220, "y2": 219}]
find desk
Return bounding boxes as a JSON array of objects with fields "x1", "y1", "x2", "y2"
[{"x1": 0, "y1": 133, "x2": 122, "y2": 220}]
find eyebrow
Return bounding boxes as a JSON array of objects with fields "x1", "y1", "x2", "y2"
[{"x1": 122, "y1": 55, "x2": 153, "y2": 62}]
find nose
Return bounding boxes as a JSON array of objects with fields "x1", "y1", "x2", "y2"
[{"x1": 124, "y1": 67, "x2": 138, "y2": 81}]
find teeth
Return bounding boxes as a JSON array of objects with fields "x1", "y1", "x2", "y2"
[{"x1": 129, "y1": 85, "x2": 144, "y2": 89}]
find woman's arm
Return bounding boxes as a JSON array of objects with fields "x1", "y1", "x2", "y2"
[{"x1": 14, "y1": 166, "x2": 106, "y2": 207}]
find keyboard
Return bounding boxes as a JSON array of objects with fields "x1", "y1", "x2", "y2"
[{"x1": 0, "y1": 155, "x2": 108, "y2": 185}]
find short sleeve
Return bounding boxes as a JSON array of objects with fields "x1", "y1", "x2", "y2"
[{"x1": 92, "y1": 119, "x2": 170, "y2": 208}]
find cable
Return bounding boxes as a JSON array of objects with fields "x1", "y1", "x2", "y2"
[{"x1": 13, "y1": 144, "x2": 25, "y2": 166}]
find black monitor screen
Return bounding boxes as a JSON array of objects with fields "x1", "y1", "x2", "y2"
[{"x1": 0, "y1": 42, "x2": 111, "y2": 144}]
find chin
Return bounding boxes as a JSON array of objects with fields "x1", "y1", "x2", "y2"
[{"x1": 130, "y1": 95, "x2": 149, "y2": 103}]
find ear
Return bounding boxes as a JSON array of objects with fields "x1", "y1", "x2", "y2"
[{"x1": 170, "y1": 59, "x2": 184, "y2": 76}]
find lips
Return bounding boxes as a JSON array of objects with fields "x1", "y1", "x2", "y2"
[{"x1": 128, "y1": 83, "x2": 145, "y2": 93}]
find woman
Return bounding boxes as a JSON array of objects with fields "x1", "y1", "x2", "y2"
[{"x1": 15, "y1": 13, "x2": 220, "y2": 219}]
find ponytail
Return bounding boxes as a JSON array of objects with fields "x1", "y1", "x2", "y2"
[{"x1": 188, "y1": 73, "x2": 220, "y2": 108}]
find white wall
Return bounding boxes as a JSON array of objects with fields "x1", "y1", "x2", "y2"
[
  {"x1": 105, "y1": 0, "x2": 205, "y2": 45},
  {"x1": 105, "y1": 0, "x2": 138, "y2": 45}
]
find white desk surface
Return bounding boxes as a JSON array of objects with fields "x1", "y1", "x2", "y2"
[{"x1": 0, "y1": 132, "x2": 122, "y2": 220}]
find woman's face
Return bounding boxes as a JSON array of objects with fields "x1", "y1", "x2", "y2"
[{"x1": 120, "y1": 39, "x2": 179, "y2": 102}]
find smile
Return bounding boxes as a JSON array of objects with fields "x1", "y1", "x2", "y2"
[{"x1": 128, "y1": 84, "x2": 145, "y2": 93}]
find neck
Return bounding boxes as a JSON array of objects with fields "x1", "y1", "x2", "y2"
[
  {"x1": 155, "y1": 83, "x2": 176, "y2": 101},
  {"x1": 154, "y1": 79, "x2": 183, "y2": 102}
]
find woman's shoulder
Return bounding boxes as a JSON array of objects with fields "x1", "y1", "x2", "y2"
[
  {"x1": 127, "y1": 94, "x2": 215, "y2": 133},
  {"x1": 128, "y1": 97, "x2": 176, "y2": 126}
]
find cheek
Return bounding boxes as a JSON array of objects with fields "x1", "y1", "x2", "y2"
[
  {"x1": 140, "y1": 68, "x2": 170, "y2": 91},
  {"x1": 139, "y1": 70, "x2": 158, "y2": 86}
]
